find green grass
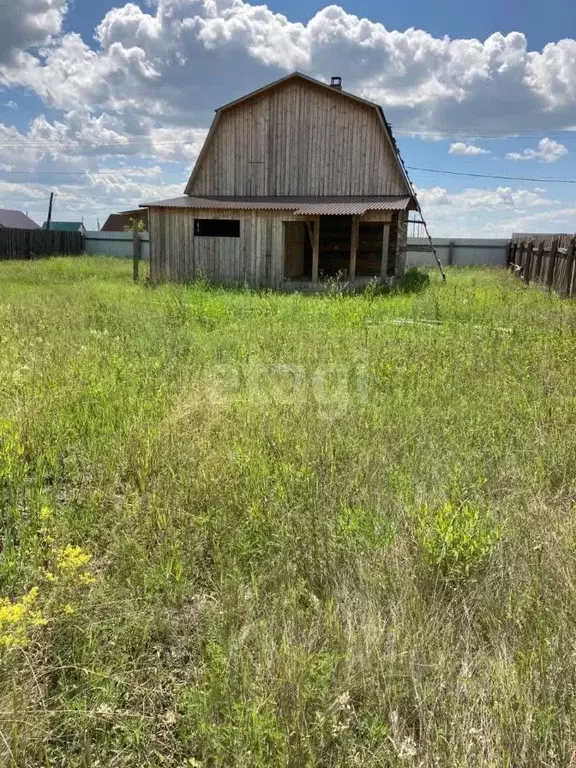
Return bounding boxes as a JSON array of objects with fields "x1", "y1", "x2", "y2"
[{"x1": 1, "y1": 256, "x2": 576, "y2": 766}]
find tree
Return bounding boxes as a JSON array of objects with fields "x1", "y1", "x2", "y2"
[{"x1": 123, "y1": 217, "x2": 147, "y2": 232}]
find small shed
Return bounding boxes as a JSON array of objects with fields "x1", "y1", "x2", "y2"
[
  {"x1": 43, "y1": 221, "x2": 86, "y2": 235},
  {"x1": 145, "y1": 72, "x2": 419, "y2": 288}
]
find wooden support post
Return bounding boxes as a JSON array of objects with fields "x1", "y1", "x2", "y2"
[
  {"x1": 312, "y1": 217, "x2": 320, "y2": 284},
  {"x1": 505, "y1": 241, "x2": 512, "y2": 269},
  {"x1": 518, "y1": 242, "x2": 525, "y2": 276},
  {"x1": 534, "y1": 242, "x2": 545, "y2": 283},
  {"x1": 524, "y1": 241, "x2": 534, "y2": 284},
  {"x1": 349, "y1": 215, "x2": 359, "y2": 281},
  {"x1": 133, "y1": 221, "x2": 140, "y2": 283},
  {"x1": 448, "y1": 239, "x2": 455, "y2": 267},
  {"x1": 547, "y1": 238, "x2": 559, "y2": 290},
  {"x1": 566, "y1": 235, "x2": 576, "y2": 297},
  {"x1": 380, "y1": 223, "x2": 390, "y2": 279}
]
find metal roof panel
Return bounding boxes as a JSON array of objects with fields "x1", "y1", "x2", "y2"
[
  {"x1": 0, "y1": 209, "x2": 40, "y2": 229},
  {"x1": 143, "y1": 196, "x2": 413, "y2": 214}
]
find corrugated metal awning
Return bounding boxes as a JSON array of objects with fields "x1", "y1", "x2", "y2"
[
  {"x1": 293, "y1": 199, "x2": 411, "y2": 215},
  {"x1": 143, "y1": 195, "x2": 414, "y2": 214}
]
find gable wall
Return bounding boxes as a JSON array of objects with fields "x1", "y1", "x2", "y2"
[{"x1": 188, "y1": 79, "x2": 409, "y2": 197}]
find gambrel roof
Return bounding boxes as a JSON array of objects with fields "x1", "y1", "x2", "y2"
[{"x1": 183, "y1": 71, "x2": 417, "y2": 202}]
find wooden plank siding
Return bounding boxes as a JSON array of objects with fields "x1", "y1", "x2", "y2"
[
  {"x1": 149, "y1": 208, "x2": 401, "y2": 287},
  {"x1": 150, "y1": 208, "x2": 299, "y2": 287},
  {"x1": 0, "y1": 228, "x2": 83, "y2": 260},
  {"x1": 188, "y1": 79, "x2": 408, "y2": 199},
  {"x1": 511, "y1": 233, "x2": 576, "y2": 296}
]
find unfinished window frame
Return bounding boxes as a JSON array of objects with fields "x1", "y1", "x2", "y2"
[{"x1": 194, "y1": 218, "x2": 240, "y2": 238}]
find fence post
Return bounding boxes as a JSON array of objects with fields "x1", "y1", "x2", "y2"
[
  {"x1": 566, "y1": 235, "x2": 576, "y2": 297},
  {"x1": 533, "y1": 241, "x2": 544, "y2": 283},
  {"x1": 524, "y1": 241, "x2": 534, "y2": 284},
  {"x1": 517, "y1": 242, "x2": 525, "y2": 277},
  {"x1": 547, "y1": 238, "x2": 559, "y2": 291},
  {"x1": 133, "y1": 222, "x2": 140, "y2": 283}
]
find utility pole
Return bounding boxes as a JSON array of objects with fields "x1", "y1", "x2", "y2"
[
  {"x1": 46, "y1": 192, "x2": 55, "y2": 231},
  {"x1": 133, "y1": 217, "x2": 140, "y2": 283}
]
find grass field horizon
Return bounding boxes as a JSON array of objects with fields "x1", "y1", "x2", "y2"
[{"x1": 1, "y1": 257, "x2": 576, "y2": 766}]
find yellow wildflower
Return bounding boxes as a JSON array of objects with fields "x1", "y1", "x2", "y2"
[
  {"x1": 39, "y1": 506, "x2": 53, "y2": 521},
  {"x1": 63, "y1": 604, "x2": 75, "y2": 616},
  {"x1": 0, "y1": 587, "x2": 47, "y2": 648},
  {"x1": 56, "y1": 545, "x2": 92, "y2": 571},
  {"x1": 78, "y1": 573, "x2": 96, "y2": 585},
  {"x1": 44, "y1": 571, "x2": 58, "y2": 583}
]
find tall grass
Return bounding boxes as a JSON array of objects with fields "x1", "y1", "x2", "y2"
[{"x1": 1, "y1": 257, "x2": 576, "y2": 766}]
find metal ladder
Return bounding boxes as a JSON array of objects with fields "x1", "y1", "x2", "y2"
[
  {"x1": 387, "y1": 119, "x2": 447, "y2": 283},
  {"x1": 413, "y1": 203, "x2": 446, "y2": 283}
]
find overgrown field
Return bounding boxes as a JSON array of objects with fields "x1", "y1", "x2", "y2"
[{"x1": 1, "y1": 257, "x2": 576, "y2": 767}]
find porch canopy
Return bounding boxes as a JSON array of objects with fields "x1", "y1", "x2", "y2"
[{"x1": 142, "y1": 194, "x2": 414, "y2": 215}]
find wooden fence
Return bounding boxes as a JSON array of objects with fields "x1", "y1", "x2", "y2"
[
  {"x1": 0, "y1": 228, "x2": 83, "y2": 260},
  {"x1": 508, "y1": 233, "x2": 576, "y2": 296}
]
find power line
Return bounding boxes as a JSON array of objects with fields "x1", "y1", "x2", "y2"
[
  {"x1": 405, "y1": 165, "x2": 576, "y2": 184},
  {"x1": 0, "y1": 130, "x2": 572, "y2": 157},
  {"x1": 394, "y1": 129, "x2": 576, "y2": 139},
  {"x1": 2, "y1": 165, "x2": 575, "y2": 185},
  {"x1": 0, "y1": 135, "x2": 204, "y2": 149},
  {"x1": 0, "y1": 169, "x2": 164, "y2": 176},
  {"x1": 0, "y1": 128, "x2": 573, "y2": 151}
]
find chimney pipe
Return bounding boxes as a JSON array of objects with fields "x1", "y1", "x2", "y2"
[{"x1": 330, "y1": 76, "x2": 342, "y2": 90}]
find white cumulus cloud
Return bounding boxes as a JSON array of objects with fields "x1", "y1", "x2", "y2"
[
  {"x1": 0, "y1": 0, "x2": 575, "y2": 236},
  {"x1": 449, "y1": 142, "x2": 490, "y2": 156},
  {"x1": 506, "y1": 137, "x2": 568, "y2": 163},
  {"x1": 417, "y1": 185, "x2": 554, "y2": 212},
  {"x1": 0, "y1": 0, "x2": 68, "y2": 64},
  {"x1": 1, "y1": 1, "x2": 576, "y2": 134}
]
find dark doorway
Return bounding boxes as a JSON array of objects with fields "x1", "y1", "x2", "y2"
[
  {"x1": 284, "y1": 221, "x2": 312, "y2": 279},
  {"x1": 318, "y1": 216, "x2": 352, "y2": 277},
  {"x1": 357, "y1": 223, "x2": 384, "y2": 276},
  {"x1": 284, "y1": 216, "x2": 390, "y2": 280}
]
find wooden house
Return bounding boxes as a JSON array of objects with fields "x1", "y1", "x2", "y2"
[
  {"x1": 102, "y1": 209, "x2": 148, "y2": 232},
  {"x1": 0, "y1": 209, "x2": 39, "y2": 230},
  {"x1": 145, "y1": 72, "x2": 419, "y2": 288}
]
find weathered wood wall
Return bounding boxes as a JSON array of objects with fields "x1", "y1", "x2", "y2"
[
  {"x1": 149, "y1": 208, "x2": 406, "y2": 287},
  {"x1": 188, "y1": 79, "x2": 409, "y2": 198},
  {"x1": 284, "y1": 222, "x2": 305, "y2": 278},
  {"x1": 0, "y1": 228, "x2": 83, "y2": 260},
  {"x1": 150, "y1": 208, "x2": 293, "y2": 286},
  {"x1": 509, "y1": 233, "x2": 576, "y2": 296}
]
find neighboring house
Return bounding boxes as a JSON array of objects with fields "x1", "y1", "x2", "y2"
[
  {"x1": 101, "y1": 209, "x2": 148, "y2": 232},
  {"x1": 0, "y1": 209, "x2": 39, "y2": 229},
  {"x1": 144, "y1": 72, "x2": 419, "y2": 288},
  {"x1": 42, "y1": 221, "x2": 86, "y2": 235}
]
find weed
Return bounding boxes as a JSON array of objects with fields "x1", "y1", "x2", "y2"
[
  {"x1": 415, "y1": 500, "x2": 502, "y2": 580},
  {"x1": 0, "y1": 258, "x2": 574, "y2": 766},
  {"x1": 395, "y1": 266, "x2": 430, "y2": 294}
]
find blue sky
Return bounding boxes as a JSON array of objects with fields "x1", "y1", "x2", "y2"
[{"x1": 0, "y1": 0, "x2": 575, "y2": 235}]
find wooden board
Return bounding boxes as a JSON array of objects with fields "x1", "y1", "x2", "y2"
[{"x1": 188, "y1": 78, "x2": 410, "y2": 198}]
